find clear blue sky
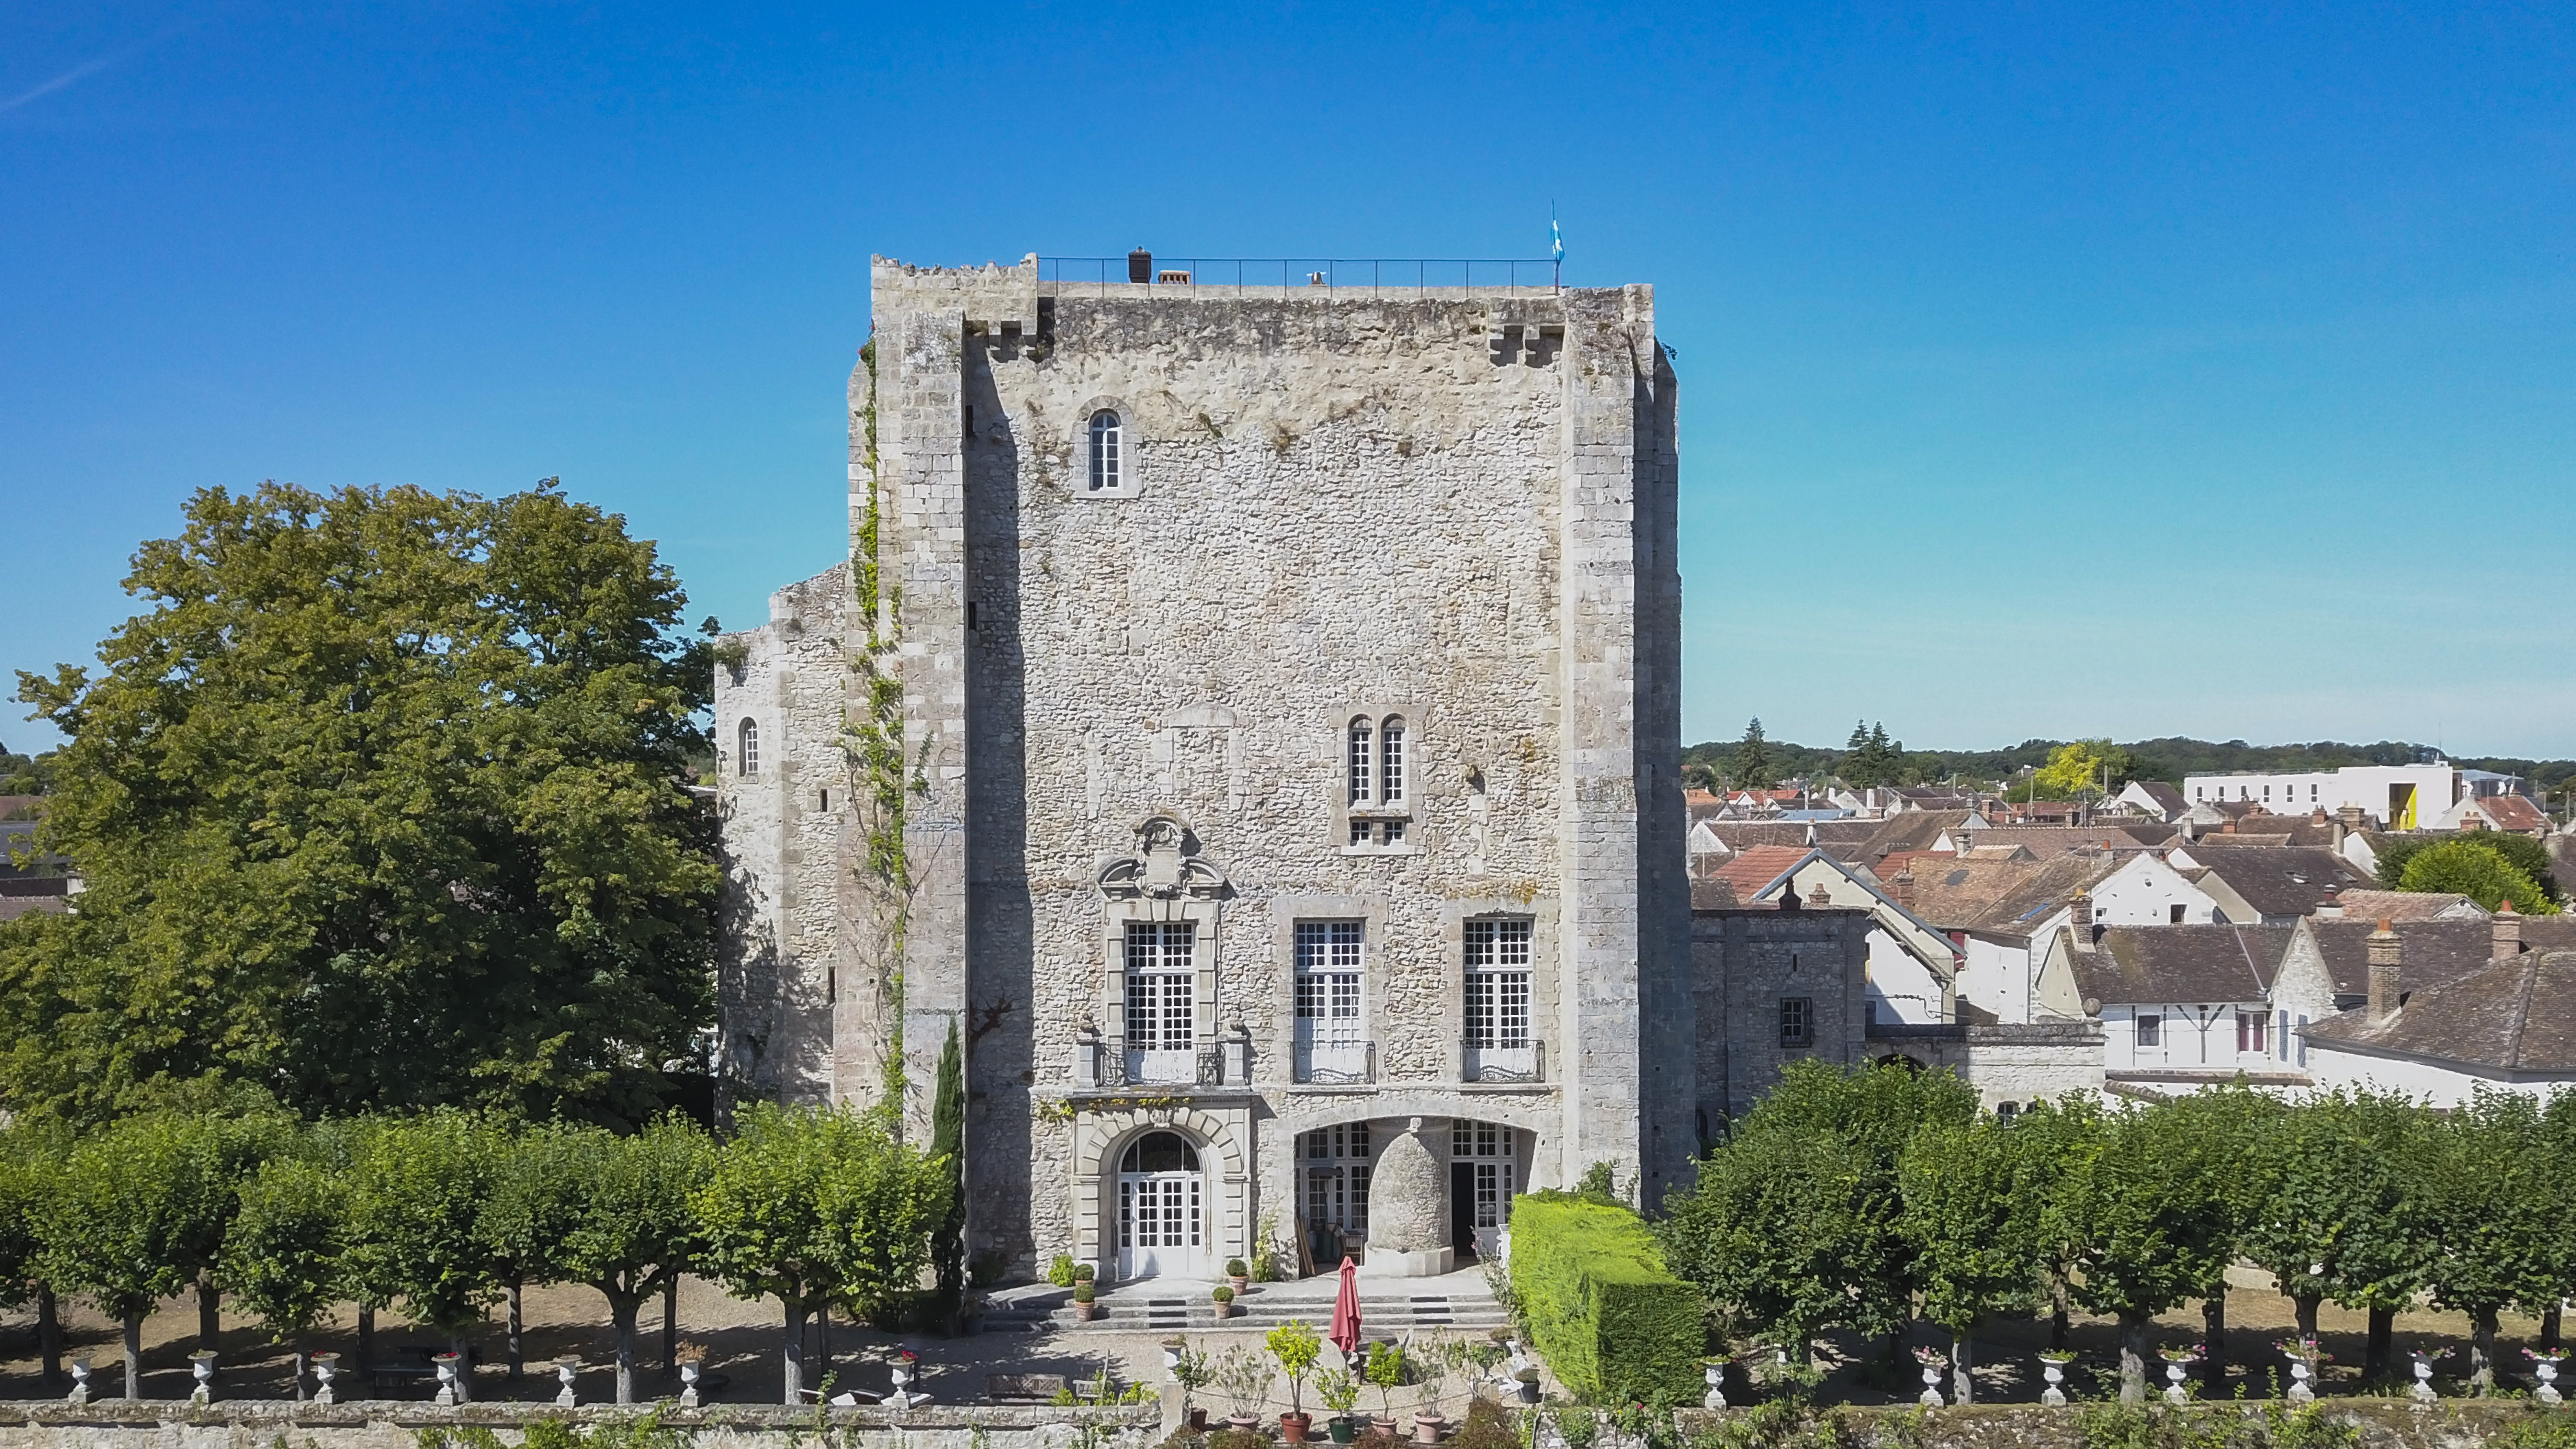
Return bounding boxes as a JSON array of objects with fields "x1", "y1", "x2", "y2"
[{"x1": 6, "y1": 3, "x2": 2572, "y2": 757}]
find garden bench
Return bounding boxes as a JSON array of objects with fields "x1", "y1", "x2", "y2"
[{"x1": 985, "y1": 1373, "x2": 1071, "y2": 1404}]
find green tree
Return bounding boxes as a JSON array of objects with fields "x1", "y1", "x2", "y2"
[
  {"x1": 477, "y1": 1121, "x2": 584, "y2": 1380},
  {"x1": 343, "y1": 1111, "x2": 503, "y2": 1398},
  {"x1": 0, "y1": 1123, "x2": 72, "y2": 1382},
  {"x1": 1659, "y1": 1061, "x2": 1976, "y2": 1362},
  {"x1": 2239, "y1": 1092, "x2": 2427, "y2": 1351},
  {"x1": 2394, "y1": 840, "x2": 2561, "y2": 914},
  {"x1": 693, "y1": 1102, "x2": 948, "y2": 1403},
  {"x1": 2374, "y1": 831, "x2": 2562, "y2": 903},
  {"x1": 224, "y1": 1144, "x2": 349, "y2": 1397},
  {"x1": 553, "y1": 1116, "x2": 714, "y2": 1404},
  {"x1": 2165, "y1": 1084, "x2": 2277, "y2": 1394},
  {"x1": 2062, "y1": 1099, "x2": 2239, "y2": 1403},
  {"x1": 2413, "y1": 1089, "x2": 2558, "y2": 1393},
  {"x1": 930, "y1": 1020, "x2": 967, "y2": 1327},
  {"x1": 1731, "y1": 718, "x2": 1777, "y2": 791},
  {"x1": 37, "y1": 1111, "x2": 258, "y2": 1398},
  {"x1": 1898, "y1": 1112, "x2": 2039, "y2": 1403},
  {"x1": 2, "y1": 481, "x2": 720, "y2": 1126},
  {"x1": 2009, "y1": 1096, "x2": 2104, "y2": 1350},
  {"x1": 2031, "y1": 739, "x2": 2131, "y2": 801}
]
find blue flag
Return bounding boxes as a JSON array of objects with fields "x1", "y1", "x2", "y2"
[{"x1": 1551, "y1": 212, "x2": 1563, "y2": 263}]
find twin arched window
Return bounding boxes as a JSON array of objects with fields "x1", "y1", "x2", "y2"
[
  {"x1": 1347, "y1": 715, "x2": 1406, "y2": 806},
  {"x1": 1088, "y1": 410, "x2": 1122, "y2": 491},
  {"x1": 737, "y1": 718, "x2": 759, "y2": 777}
]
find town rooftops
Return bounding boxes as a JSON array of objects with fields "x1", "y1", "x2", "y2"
[
  {"x1": 2179, "y1": 844, "x2": 2366, "y2": 919},
  {"x1": 2323, "y1": 888, "x2": 2486, "y2": 922},
  {"x1": 2300, "y1": 916, "x2": 2576, "y2": 999},
  {"x1": 1973, "y1": 825, "x2": 2170, "y2": 855},
  {"x1": 2466, "y1": 796, "x2": 2550, "y2": 834},
  {"x1": 1908, "y1": 852, "x2": 2117, "y2": 937},
  {"x1": 2081, "y1": 925, "x2": 2293, "y2": 1006},
  {"x1": 1706, "y1": 844, "x2": 1815, "y2": 902},
  {"x1": 2302, "y1": 949, "x2": 2576, "y2": 1076}
]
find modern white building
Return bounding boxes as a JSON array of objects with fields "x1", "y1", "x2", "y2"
[{"x1": 2183, "y1": 764, "x2": 2461, "y2": 830}]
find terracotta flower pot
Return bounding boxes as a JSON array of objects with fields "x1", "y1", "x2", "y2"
[
  {"x1": 1073, "y1": 1301, "x2": 1097, "y2": 1322},
  {"x1": 1413, "y1": 1411, "x2": 1446, "y2": 1445},
  {"x1": 1369, "y1": 1417, "x2": 1400, "y2": 1438},
  {"x1": 1281, "y1": 1412, "x2": 1313, "y2": 1443}
]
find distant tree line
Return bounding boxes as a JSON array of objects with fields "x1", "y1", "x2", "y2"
[
  {"x1": 1660, "y1": 1065, "x2": 2576, "y2": 1407},
  {"x1": 1682, "y1": 730, "x2": 2576, "y2": 798},
  {"x1": 0, "y1": 743, "x2": 54, "y2": 799}
]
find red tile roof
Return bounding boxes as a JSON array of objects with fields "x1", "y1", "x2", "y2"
[{"x1": 1709, "y1": 845, "x2": 1813, "y2": 901}]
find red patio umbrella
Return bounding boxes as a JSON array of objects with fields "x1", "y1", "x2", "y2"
[{"x1": 1329, "y1": 1256, "x2": 1363, "y2": 1357}]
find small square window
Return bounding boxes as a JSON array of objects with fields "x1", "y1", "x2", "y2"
[
  {"x1": 1778, "y1": 996, "x2": 1812, "y2": 1048},
  {"x1": 2136, "y1": 1013, "x2": 2162, "y2": 1047},
  {"x1": 2169, "y1": 903, "x2": 2186, "y2": 924},
  {"x1": 1380, "y1": 820, "x2": 1405, "y2": 845},
  {"x1": 1349, "y1": 820, "x2": 1372, "y2": 847}
]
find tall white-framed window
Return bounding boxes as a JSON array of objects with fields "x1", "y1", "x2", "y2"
[
  {"x1": 1451, "y1": 1119, "x2": 1517, "y2": 1242},
  {"x1": 1464, "y1": 917, "x2": 1537, "y2": 1082},
  {"x1": 1347, "y1": 717, "x2": 1374, "y2": 804},
  {"x1": 1293, "y1": 921, "x2": 1367, "y2": 1083},
  {"x1": 1123, "y1": 921, "x2": 1195, "y2": 1082},
  {"x1": 1299, "y1": 1123, "x2": 1371, "y2": 1260},
  {"x1": 737, "y1": 718, "x2": 759, "y2": 777},
  {"x1": 1379, "y1": 717, "x2": 1405, "y2": 805},
  {"x1": 1088, "y1": 410, "x2": 1122, "y2": 492}
]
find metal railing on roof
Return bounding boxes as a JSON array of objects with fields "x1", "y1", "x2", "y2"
[{"x1": 1037, "y1": 256, "x2": 1561, "y2": 299}]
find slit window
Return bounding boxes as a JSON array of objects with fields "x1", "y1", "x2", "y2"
[{"x1": 1088, "y1": 410, "x2": 1122, "y2": 492}]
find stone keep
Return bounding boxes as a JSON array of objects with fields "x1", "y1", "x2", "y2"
[{"x1": 715, "y1": 253, "x2": 1689, "y2": 1280}]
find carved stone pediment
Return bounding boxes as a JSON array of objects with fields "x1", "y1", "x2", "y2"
[{"x1": 1098, "y1": 812, "x2": 1228, "y2": 901}]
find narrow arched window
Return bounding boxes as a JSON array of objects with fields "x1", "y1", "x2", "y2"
[
  {"x1": 1379, "y1": 716, "x2": 1406, "y2": 805},
  {"x1": 737, "y1": 718, "x2": 759, "y2": 777},
  {"x1": 1088, "y1": 410, "x2": 1122, "y2": 491},
  {"x1": 1347, "y1": 717, "x2": 1374, "y2": 805}
]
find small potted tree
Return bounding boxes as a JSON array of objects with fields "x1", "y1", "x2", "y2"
[
  {"x1": 1216, "y1": 1346, "x2": 1271, "y2": 1431},
  {"x1": 1227, "y1": 1258, "x2": 1252, "y2": 1295},
  {"x1": 1319, "y1": 1367, "x2": 1363, "y2": 1444},
  {"x1": 1072, "y1": 1280, "x2": 1098, "y2": 1322},
  {"x1": 1365, "y1": 1341, "x2": 1409, "y2": 1437},
  {"x1": 1172, "y1": 1342, "x2": 1213, "y2": 1430},
  {"x1": 1410, "y1": 1338, "x2": 1457, "y2": 1444},
  {"x1": 1270, "y1": 1320, "x2": 1324, "y2": 1442},
  {"x1": 1212, "y1": 1283, "x2": 1237, "y2": 1317}
]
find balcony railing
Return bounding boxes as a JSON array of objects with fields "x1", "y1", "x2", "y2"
[
  {"x1": 1038, "y1": 256, "x2": 1562, "y2": 301},
  {"x1": 1463, "y1": 1038, "x2": 1546, "y2": 1084},
  {"x1": 1292, "y1": 1038, "x2": 1376, "y2": 1086},
  {"x1": 1123, "y1": 1047, "x2": 1201, "y2": 1086}
]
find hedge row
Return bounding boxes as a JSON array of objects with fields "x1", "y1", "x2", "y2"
[{"x1": 1506, "y1": 1190, "x2": 1701, "y2": 1405}]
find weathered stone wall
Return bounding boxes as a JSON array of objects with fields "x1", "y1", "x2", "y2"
[
  {"x1": 718, "y1": 253, "x2": 1686, "y2": 1280},
  {"x1": 1693, "y1": 907, "x2": 1872, "y2": 1123}
]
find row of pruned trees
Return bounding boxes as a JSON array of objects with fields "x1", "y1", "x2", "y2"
[
  {"x1": 0, "y1": 1100, "x2": 951, "y2": 1404},
  {"x1": 1657, "y1": 1064, "x2": 2576, "y2": 1405}
]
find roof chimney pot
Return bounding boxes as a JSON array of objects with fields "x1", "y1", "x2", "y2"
[
  {"x1": 2367, "y1": 920, "x2": 2403, "y2": 1025},
  {"x1": 2494, "y1": 901, "x2": 2522, "y2": 961}
]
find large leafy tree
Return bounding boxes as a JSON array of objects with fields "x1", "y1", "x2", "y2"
[
  {"x1": 1898, "y1": 1111, "x2": 2039, "y2": 1403},
  {"x1": 2394, "y1": 840, "x2": 2561, "y2": 915},
  {"x1": 553, "y1": 1116, "x2": 716, "y2": 1404},
  {"x1": 2240, "y1": 1089, "x2": 2430, "y2": 1371},
  {"x1": 0, "y1": 1123, "x2": 73, "y2": 1383},
  {"x1": 1, "y1": 482, "x2": 719, "y2": 1125},
  {"x1": 693, "y1": 1102, "x2": 949, "y2": 1403},
  {"x1": 224, "y1": 1143, "x2": 349, "y2": 1397},
  {"x1": 2009, "y1": 1096, "x2": 2104, "y2": 1350},
  {"x1": 1659, "y1": 1061, "x2": 1977, "y2": 1363},
  {"x1": 2413, "y1": 1089, "x2": 2558, "y2": 1394},
  {"x1": 477, "y1": 1121, "x2": 585, "y2": 1380},
  {"x1": 2375, "y1": 832, "x2": 2562, "y2": 903},
  {"x1": 343, "y1": 1110, "x2": 504, "y2": 1397},
  {"x1": 2063, "y1": 1099, "x2": 2239, "y2": 1403}
]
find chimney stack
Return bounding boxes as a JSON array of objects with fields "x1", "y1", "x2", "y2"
[
  {"x1": 2494, "y1": 900, "x2": 2522, "y2": 961},
  {"x1": 1890, "y1": 869, "x2": 1917, "y2": 909},
  {"x1": 1808, "y1": 881, "x2": 1833, "y2": 910},
  {"x1": 2367, "y1": 920, "x2": 2402, "y2": 1025},
  {"x1": 2337, "y1": 803, "x2": 2366, "y2": 835},
  {"x1": 2070, "y1": 891, "x2": 2095, "y2": 944}
]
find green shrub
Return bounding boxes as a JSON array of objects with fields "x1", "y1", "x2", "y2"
[{"x1": 1507, "y1": 1191, "x2": 1703, "y2": 1405}]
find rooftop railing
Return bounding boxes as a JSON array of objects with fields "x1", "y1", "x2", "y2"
[{"x1": 1038, "y1": 256, "x2": 1562, "y2": 300}]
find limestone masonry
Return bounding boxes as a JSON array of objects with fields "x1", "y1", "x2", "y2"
[{"x1": 715, "y1": 253, "x2": 1687, "y2": 1282}]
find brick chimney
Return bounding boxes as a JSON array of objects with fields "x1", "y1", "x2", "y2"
[
  {"x1": 2222, "y1": 816, "x2": 2237, "y2": 835},
  {"x1": 2368, "y1": 920, "x2": 2402, "y2": 1025},
  {"x1": 2494, "y1": 900, "x2": 2522, "y2": 961},
  {"x1": 2070, "y1": 891, "x2": 2095, "y2": 946},
  {"x1": 1808, "y1": 881, "x2": 1833, "y2": 909},
  {"x1": 1890, "y1": 869, "x2": 1917, "y2": 910},
  {"x1": 2337, "y1": 803, "x2": 2366, "y2": 835}
]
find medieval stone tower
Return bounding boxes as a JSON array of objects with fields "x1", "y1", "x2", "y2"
[{"x1": 714, "y1": 252, "x2": 1688, "y2": 1282}]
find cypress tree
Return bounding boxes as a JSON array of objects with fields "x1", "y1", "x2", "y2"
[{"x1": 930, "y1": 1020, "x2": 967, "y2": 1323}]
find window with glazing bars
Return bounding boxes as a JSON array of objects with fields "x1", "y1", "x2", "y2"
[
  {"x1": 1463, "y1": 918, "x2": 1532, "y2": 1048},
  {"x1": 1294, "y1": 922, "x2": 1363, "y2": 1037},
  {"x1": 1347, "y1": 718, "x2": 1373, "y2": 804},
  {"x1": 1124, "y1": 922, "x2": 1195, "y2": 1050},
  {"x1": 1088, "y1": 411, "x2": 1122, "y2": 491},
  {"x1": 1379, "y1": 718, "x2": 1405, "y2": 804}
]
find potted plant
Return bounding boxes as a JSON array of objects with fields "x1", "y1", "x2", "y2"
[
  {"x1": 1911, "y1": 1345, "x2": 1947, "y2": 1406},
  {"x1": 1270, "y1": 1320, "x2": 1324, "y2": 1442},
  {"x1": 1319, "y1": 1368, "x2": 1363, "y2": 1443},
  {"x1": 2274, "y1": 1337, "x2": 2327, "y2": 1403},
  {"x1": 2035, "y1": 1349, "x2": 2075, "y2": 1406},
  {"x1": 1228, "y1": 1258, "x2": 1252, "y2": 1294},
  {"x1": 1216, "y1": 1346, "x2": 1272, "y2": 1431},
  {"x1": 1172, "y1": 1342, "x2": 1213, "y2": 1430},
  {"x1": 1048, "y1": 1255, "x2": 1080, "y2": 1288},
  {"x1": 1072, "y1": 1281, "x2": 1097, "y2": 1321},
  {"x1": 1515, "y1": 1367, "x2": 1542, "y2": 1405},
  {"x1": 2527, "y1": 1346, "x2": 2567, "y2": 1405},
  {"x1": 1364, "y1": 1341, "x2": 1409, "y2": 1436},
  {"x1": 1213, "y1": 1283, "x2": 1238, "y2": 1317},
  {"x1": 1411, "y1": 1337, "x2": 1455, "y2": 1443}
]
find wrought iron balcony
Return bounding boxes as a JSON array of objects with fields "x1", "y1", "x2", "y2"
[
  {"x1": 1463, "y1": 1038, "x2": 1546, "y2": 1084},
  {"x1": 1292, "y1": 1038, "x2": 1377, "y2": 1086}
]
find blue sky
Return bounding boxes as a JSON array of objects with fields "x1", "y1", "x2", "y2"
[{"x1": 5, "y1": 2, "x2": 2571, "y2": 756}]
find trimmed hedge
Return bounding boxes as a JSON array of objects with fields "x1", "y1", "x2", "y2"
[{"x1": 1506, "y1": 1190, "x2": 1703, "y2": 1405}]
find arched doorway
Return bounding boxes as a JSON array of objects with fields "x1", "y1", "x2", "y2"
[{"x1": 1116, "y1": 1131, "x2": 1205, "y2": 1280}]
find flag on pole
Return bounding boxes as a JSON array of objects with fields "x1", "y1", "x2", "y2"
[{"x1": 1551, "y1": 208, "x2": 1563, "y2": 263}]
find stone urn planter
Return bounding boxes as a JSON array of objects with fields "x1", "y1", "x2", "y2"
[
  {"x1": 1914, "y1": 1348, "x2": 1946, "y2": 1407},
  {"x1": 2528, "y1": 1350, "x2": 2566, "y2": 1406},
  {"x1": 65, "y1": 1359, "x2": 92, "y2": 1405},
  {"x1": 554, "y1": 1357, "x2": 581, "y2": 1408},
  {"x1": 1699, "y1": 1359, "x2": 1729, "y2": 1410},
  {"x1": 2158, "y1": 1352, "x2": 2198, "y2": 1406},
  {"x1": 2276, "y1": 1340, "x2": 2324, "y2": 1404},
  {"x1": 2409, "y1": 1349, "x2": 2444, "y2": 1404},
  {"x1": 2037, "y1": 1353, "x2": 2074, "y2": 1407},
  {"x1": 310, "y1": 1352, "x2": 341, "y2": 1406},
  {"x1": 677, "y1": 1357, "x2": 705, "y2": 1408},
  {"x1": 433, "y1": 1351, "x2": 465, "y2": 1406},
  {"x1": 189, "y1": 1349, "x2": 219, "y2": 1405},
  {"x1": 890, "y1": 1352, "x2": 924, "y2": 1409}
]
